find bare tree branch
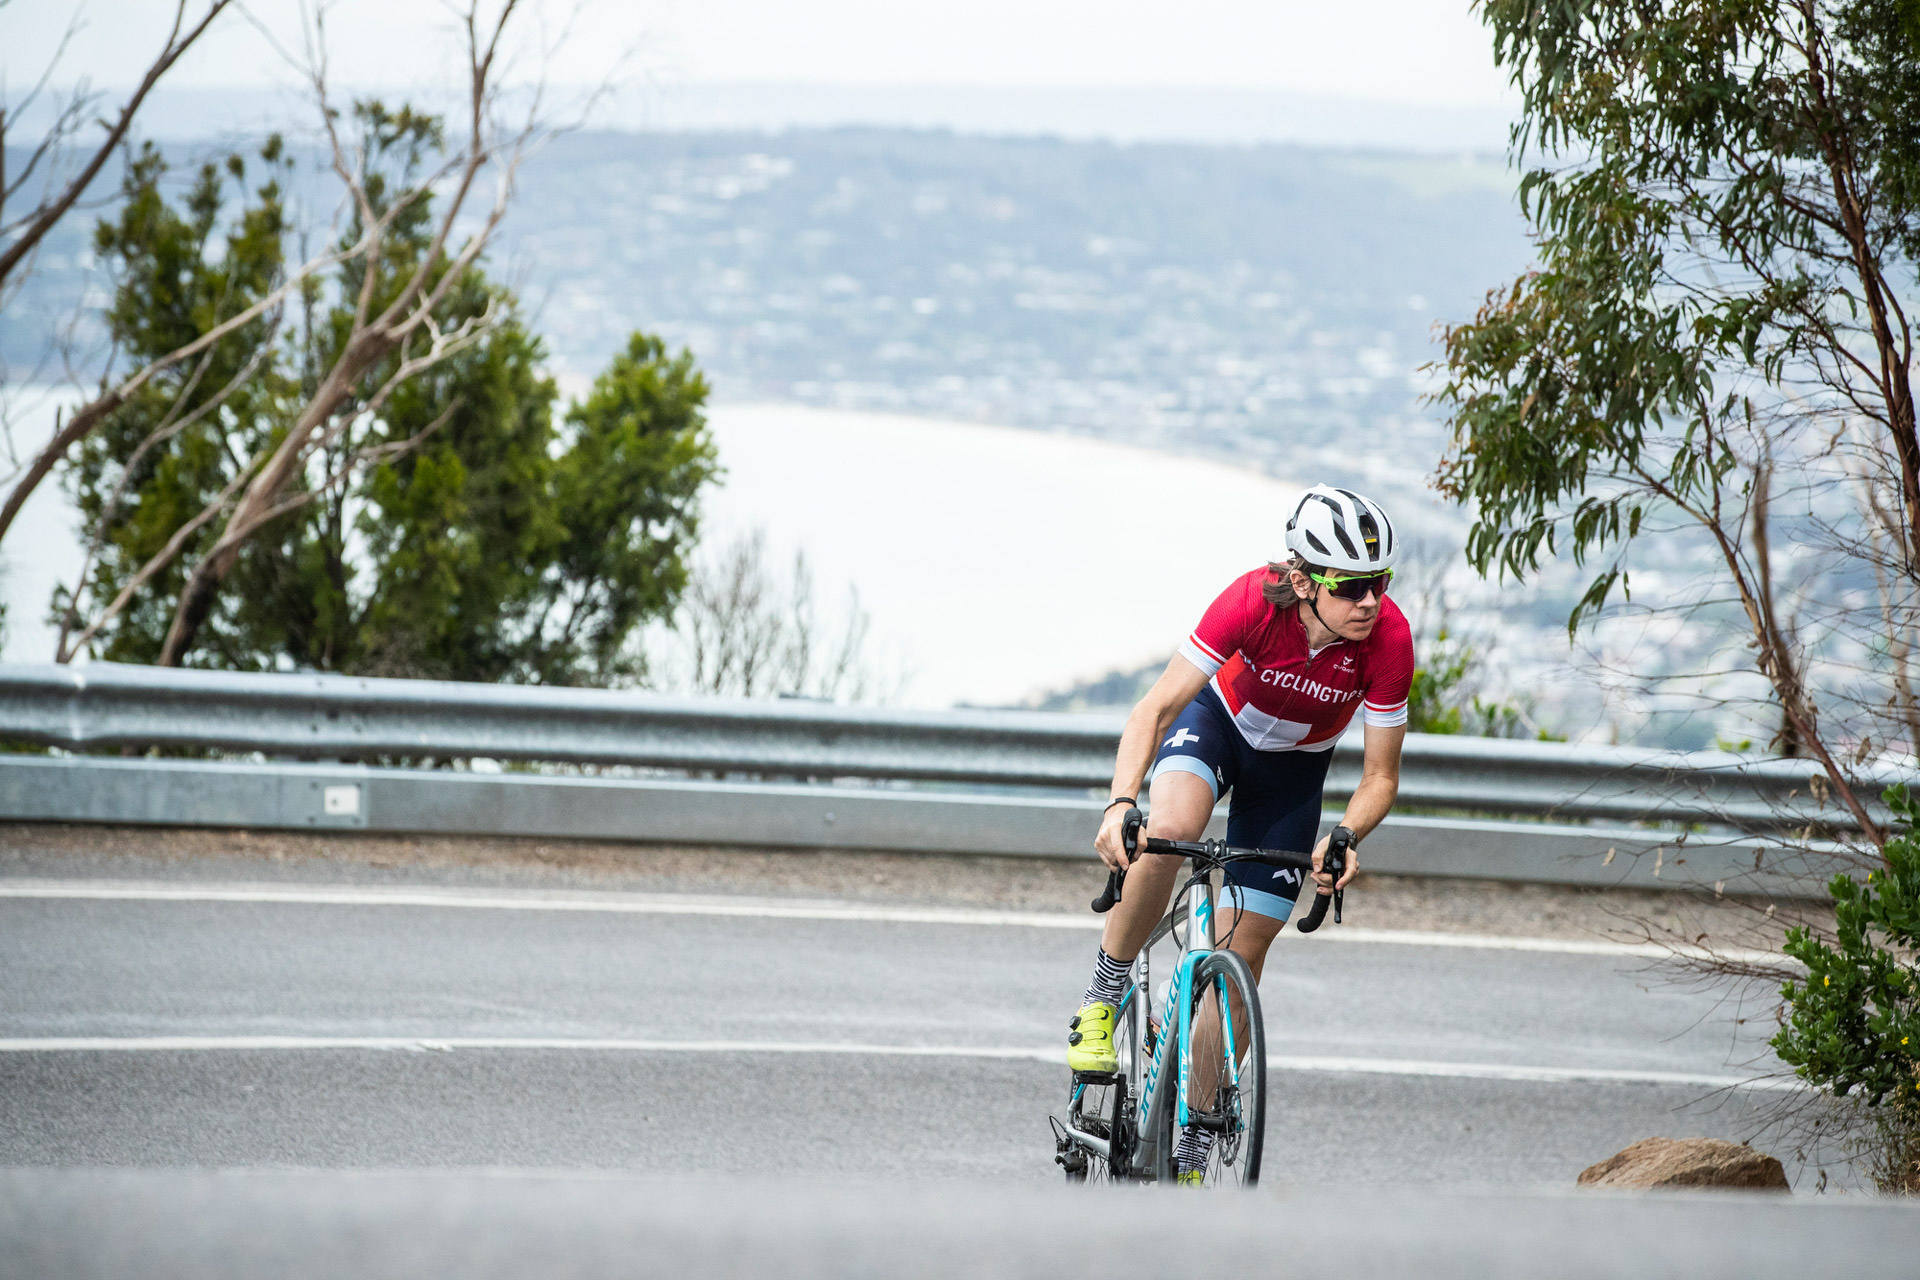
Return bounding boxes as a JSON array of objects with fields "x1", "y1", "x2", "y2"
[
  {"x1": 53, "y1": 313, "x2": 284, "y2": 659},
  {"x1": 0, "y1": 1, "x2": 236, "y2": 292},
  {"x1": 646, "y1": 528, "x2": 899, "y2": 704},
  {"x1": 0, "y1": 224, "x2": 373, "y2": 546},
  {"x1": 153, "y1": 0, "x2": 537, "y2": 666},
  {"x1": 57, "y1": 444, "x2": 264, "y2": 662},
  {"x1": 59, "y1": 386, "x2": 461, "y2": 663}
]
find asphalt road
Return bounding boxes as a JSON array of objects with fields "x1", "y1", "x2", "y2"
[
  {"x1": 7, "y1": 1170, "x2": 1917, "y2": 1280},
  {"x1": 0, "y1": 872, "x2": 1816, "y2": 1187}
]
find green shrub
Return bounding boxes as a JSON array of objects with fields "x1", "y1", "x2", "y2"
[
  {"x1": 1407, "y1": 628, "x2": 1560, "y2": 740},
  {"x1": 1773, "y1": 783, "x2": 1920, "y2": 1192}
]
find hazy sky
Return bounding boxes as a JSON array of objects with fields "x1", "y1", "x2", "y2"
[{"x1": 6, "y1": 1, "x2": 1514, "y2": 107}]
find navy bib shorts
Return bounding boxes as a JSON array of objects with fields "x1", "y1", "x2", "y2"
[{"x1": 1148, "y1": 683, "x2": 1332, "y2": 922}]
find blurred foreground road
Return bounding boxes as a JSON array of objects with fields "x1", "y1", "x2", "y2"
[
  {"x1": 5, "y1": 1169, "x2": 1916, "y2": 1280},
  {"x1": 0, "y1": 859, "x2": 1815, "y2": 1189}
]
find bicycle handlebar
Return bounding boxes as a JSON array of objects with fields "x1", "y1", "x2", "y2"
[
  {"x1": 1140, "y1": 836, "x2": 1310, "y2": 870},
  {"x1": 1090, "y1": 807, "x2": 1349, "y2": 930}
]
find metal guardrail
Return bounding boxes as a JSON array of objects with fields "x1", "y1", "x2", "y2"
[
  {"x1": 0, "y1": 754, "x2": 1847, "y2": 897},
  {"x1": 0, "y1": 661, "x2": 1893, "y2": 830}
]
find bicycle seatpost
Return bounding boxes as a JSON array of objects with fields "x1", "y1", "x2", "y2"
[
  {"x1": 1090, "y1": 807, "x2": 1145, "y2": 914},
  {"x1": 1293, "y1": 825, "x2": 1354, "y2": 933}
]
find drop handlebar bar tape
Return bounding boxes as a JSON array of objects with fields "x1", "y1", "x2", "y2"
[{"x1": 1294, "y1": 889, "x2": 1333, "y2": 932}]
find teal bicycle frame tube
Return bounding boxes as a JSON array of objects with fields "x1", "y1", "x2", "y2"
[{"x1": 1173, "y1": 871, "x2": 1216, "y2": 1128}]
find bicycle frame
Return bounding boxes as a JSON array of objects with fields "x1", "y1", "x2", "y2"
[
  {"x1": 1059, "y1": 857, "x2": 1229, "y2": 1179},
  {"x1": 1057, "y1": 820, "x2": 1329, "y2": 1184},
  {"x1": 1135, "y1": 859, "x2": 1239, "y2": 1173}
]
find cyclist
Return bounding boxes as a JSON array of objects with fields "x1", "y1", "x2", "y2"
[{"x1": 1064, "y1": 484, "x2": 1412, "y2": 1183}]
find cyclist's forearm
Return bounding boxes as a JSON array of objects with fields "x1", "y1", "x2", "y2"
[
  {"x1": 1334, "y1": 772, "x2": 1399, "y2": 843},
  {"x1": 1110, "y1": 701, "x2": 1176, "y2": 800}
]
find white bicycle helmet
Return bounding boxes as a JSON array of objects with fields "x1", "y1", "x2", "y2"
[{"x1": 1284, "y1": 484, "x2": 1397, "y2": 573}]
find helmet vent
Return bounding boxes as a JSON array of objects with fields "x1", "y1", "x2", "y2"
[
  {"x1": 1307, "y1": 493, "x2": 1360, "y2": 559},
  {"x1": 1356, "y1": 510, "x2": 1380, "y2": 561},
  {"x1": 1283, "y1": 483, "x2": 1398, "y2": 574}
]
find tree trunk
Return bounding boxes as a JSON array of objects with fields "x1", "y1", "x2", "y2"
[
  {"x1": 1886, "y1": 379, "x2": 1920, "y2": 573},
  {"x1": 155, "y1": 334, "x2": 383, "y2": 665}
]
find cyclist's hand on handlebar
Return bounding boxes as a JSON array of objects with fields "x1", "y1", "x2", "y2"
[
  {"x1": 1094, "y1": 803, "x2": 1134, "y2": 872},
  {"x1": 1310, "y1": 834, "x2": 1359, "y2": 893}
]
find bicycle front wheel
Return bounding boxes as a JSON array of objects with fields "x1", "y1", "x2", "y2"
[{"x1": 1148, "y1": 949, "x2": 1266, "y2": 1188}]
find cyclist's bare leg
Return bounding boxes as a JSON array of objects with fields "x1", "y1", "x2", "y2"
[
  {"x1": 1183, "y1": 907, "x2": 1285, "y2": 1150},
  {"x1": 1220, "y1": 908, "x2": 1285, "y2": 983},
  {"x1": 1095, "y1": 769, "x2": 1214, "y2": 963}
]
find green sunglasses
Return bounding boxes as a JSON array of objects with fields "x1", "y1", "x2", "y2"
[{"x1": 1306, "y1": 567, "x2": 1394, "y2": 601}]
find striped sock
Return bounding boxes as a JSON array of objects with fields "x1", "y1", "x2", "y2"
[
  {"x1": 1080, "y1": 948, "x2": 1131, "y2": 1008},
  {"x1": 1175, "y1": 1127, "x2": 1216, "y2": 1176}
]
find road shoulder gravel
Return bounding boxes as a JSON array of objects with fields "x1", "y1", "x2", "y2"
[{"x1": 0, "y1": 822, "x2": 1829, "y2": 950}]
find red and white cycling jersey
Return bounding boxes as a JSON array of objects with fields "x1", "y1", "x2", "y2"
[{"x1": 1177, "y1": 567, "x2": 1414, "y2": 752}]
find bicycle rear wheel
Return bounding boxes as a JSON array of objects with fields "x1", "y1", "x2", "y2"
[
  {"x1": 1147, "y1": 950, "x2": 1265, "y2": 1187},
  {"x1": 1063, "y1": 989, "x2": 1137, "y2": 1183}
]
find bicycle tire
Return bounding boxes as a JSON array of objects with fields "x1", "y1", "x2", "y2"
[{"x1": 1146, "y1": 949, "x2": 1266, "y2": 1187}]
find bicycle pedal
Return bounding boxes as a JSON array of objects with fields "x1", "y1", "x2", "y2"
[{"x1": 1071, "y1": 1069, "x2": 1120, "y2": 1085}]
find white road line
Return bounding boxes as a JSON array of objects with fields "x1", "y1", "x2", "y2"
[
  {"x1": 1316, "y1": 928, "x2": 1791, "y2": 967},
  {"x1": 0, "y1": 1036, "x2": 1066, "y2": 1062},
  {"x1": 0, "y1": 1034, "x2": 1797, "y2": 1090},
  {"x1": 1262, "y1": 1054, "x2": 1800, "y2": 1091},
  {"x1": 0, "y1": 879, "x2": 1793, "y2": 965},
  {"x1": 0, "y1": 880, "x2": 1100, "y2": 931}
]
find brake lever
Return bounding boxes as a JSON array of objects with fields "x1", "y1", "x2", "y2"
[
  {"x1": 1293, "y1": 825, "x2": 1353, "y2": 934},
  {"x1": 1091, "y1": 807, "x2": 1146, "y2": 914}
]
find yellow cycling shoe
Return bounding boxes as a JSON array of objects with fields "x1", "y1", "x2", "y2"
[
  {"x1": 1066, "y1": 1001, "x2": 1118, "y2": 1074},
  {"x1": 1174, "y1": 1170, "x2": 1206, "y2": 1187}
]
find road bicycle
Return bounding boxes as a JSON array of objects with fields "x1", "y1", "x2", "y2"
[{"x1": 1051, "y1": 808, "x2": 1349, "y2": 1187}]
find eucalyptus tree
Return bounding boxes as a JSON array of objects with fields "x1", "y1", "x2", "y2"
[
  {"x1": 1437, "y1": 0, "x2": 1920, "y2": 1191},
  {"x1": 1436, "y1": 0, "x2": 1920, "y2": 846}
]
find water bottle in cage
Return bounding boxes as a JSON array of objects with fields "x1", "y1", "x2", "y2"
[{"x1": 1151, "y1": 974, "x2": 1175, "y2": 1044}]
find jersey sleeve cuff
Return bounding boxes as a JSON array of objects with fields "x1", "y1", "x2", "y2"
[
  {"x1": 1362, "y1": 700, "x2": 1409, "y2": 728},
  {"x1": 1178, "y1": 636, "x2": 1225, "y2": 678}
]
